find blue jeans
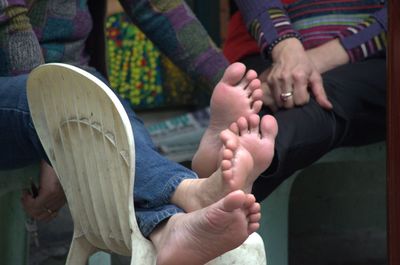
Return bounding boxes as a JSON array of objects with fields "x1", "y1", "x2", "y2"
[{"x1": 0, "y1": 70, "x2": 197, "y2": 237}]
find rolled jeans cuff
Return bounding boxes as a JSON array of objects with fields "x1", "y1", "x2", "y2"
[
  {"x1": 136, "y1": 204, "x2": 184, "y2": 237},
  {"x1": 158, "y1": 173, "x2": 196, "y2": 207}
]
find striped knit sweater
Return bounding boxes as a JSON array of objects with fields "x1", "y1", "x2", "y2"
[
  {"x1": 235, "y1": 0, "x2": 387, "y2": 62},
  {"x1": 0, "y1": 0, "x2": 228, "y2": 90}
]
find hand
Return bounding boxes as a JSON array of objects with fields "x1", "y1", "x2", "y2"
[
  {"x1": 21, "y1": 160, "x2": 66, "y2": 222},
  {"x1": 259, "y1": 69, "x2": 279, "y2": 112},
  {"x1": 306, "y1": 39, "x2": 350, "y2": 74},
  {"x1": 267, "y1": 38, "x2": 332, "y2": 110}
]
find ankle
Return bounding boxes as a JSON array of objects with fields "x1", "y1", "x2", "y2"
[
  {"x1": 171, "y1": 179, "x2": 205, "y2": 212},
  {"x1": 148, "y1": 218, "x2": 168, "y2": 251}
]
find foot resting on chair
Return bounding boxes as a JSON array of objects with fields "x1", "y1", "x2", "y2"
[{"x1": 150, "y1": 190, "x2": 261, "y2": 265}]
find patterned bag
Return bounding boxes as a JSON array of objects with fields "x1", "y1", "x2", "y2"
[{"x1": 106, "y1": 13, "x2": 196, "y2": 109}]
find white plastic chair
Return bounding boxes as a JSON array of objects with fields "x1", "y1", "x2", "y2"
[{"x1": 27, "y1": 63, "x2": 266, "y2": 265}]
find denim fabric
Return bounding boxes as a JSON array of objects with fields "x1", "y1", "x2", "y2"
[
  {"x1": 0, "y1": 75, "x2": 46, "y2": 169},
  {"x1": 0, "y1": 70, "x2": 198, "y2": 237}
]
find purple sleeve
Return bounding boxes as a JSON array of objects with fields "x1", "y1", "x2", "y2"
[
  {"x1": 234, "y1": 0, "x2": 301, "y2": 57},
  {"x1": 338, "y1": 7, "x2": 387, "y2": 62},
  {"x1": 118, "y1": 0, "x2": 229, "y2": 89}
]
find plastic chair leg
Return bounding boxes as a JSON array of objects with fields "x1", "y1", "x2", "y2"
[
  {"x1": 66, "y1": 236, "x2": 96, "y2": 265},
  {"x1": 88, "y1": 251, "x2": 112, "y2": 265}
]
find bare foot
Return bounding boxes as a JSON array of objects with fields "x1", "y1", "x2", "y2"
[
  {"x1": 150, "y1": 190, "x2": 261, "y2": 265},
  {"x1": 220, "y1": 114, "x2": 278, "y2": 193},
  {"x1": 174, "y1": 114, "x2": 277, "y2": 212},
  {"x1": 192, "y1": 62, "x2": 263, "y2": 178}
]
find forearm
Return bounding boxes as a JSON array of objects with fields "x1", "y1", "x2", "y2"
[
  {"x1": 234, "y1": 0, "x2": 300, "y2": 59},
  {"x1": 338, "y1": 7, "x2": 387, "y2": 62},
  {"x1": 119, "y1": 0, "x2": 228, "y2": 89},
  {"x1": 0, "y1": 3, "x2": 43, "y2": 75},
  {"x1": 307, "y1": 39, "x2": 349, "y2": 74}
]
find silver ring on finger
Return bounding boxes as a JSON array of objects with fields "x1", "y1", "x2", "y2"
[{"x1": 280, "y1": 91, "x2": 293, "y2": 102}]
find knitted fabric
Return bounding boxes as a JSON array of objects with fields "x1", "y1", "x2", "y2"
[
  {"x1": 234, "y1": 0, "x2": 387, "y2": 62},
  {"x1": 0, "y1": 0, "x2": 229, "y2": 92}
]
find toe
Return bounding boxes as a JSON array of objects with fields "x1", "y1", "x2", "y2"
[
  {"x1": 223, "y1": 148, "x2": 234, "y2": 161},
  {"x1": 220, "y1": 129, "x2": 239, "y2": 150},
  {"x1": 237, "y1": 117, "x2": 249, "y2": 136},
  {"x1": 245, "y1": 69, "x2": 258, "y2": 82},
  {"x1": 229, "y1": 122, "x2": 240, "y2": 135},
  {"x1": 248, "y1": 202, "x2": 261, "y2": 214},
  {"x1": 222, "y1": 168, "x2": 233, "y2": 180},
  {"x1": 222, "y1": 190, "x2": 246, "y2": 211},
  {"x1": 248, "y1": 223, "x2": 260, "y2": 234},
  {"x1": 221, "y1": 159, "x2": 232, "y2": 171},
  {"x1": 247, "y1": 79, "x2": 261, "y2": 94},
  {"x1": 251, "y1": 100, "x2": 263, "y2": 113},
  {"x1": 260, "y1": 115, "x2": 278, "y2": 139},
  {"x1": 250, "y1": 88, "x2": 263, "y2": 101},
  {"x1": 248, "y1": 212, "x2": 261, "y2": 223},
  {"x1": 237, "y1": 69, "x2": 258, "y2": 90},
  {"x1": 244, "y1": 194, "x2": 256, "y2": 208},
  {"x1": 221, "y1": 62, "x2": 247, "y2": 86},
  {"x1": 244, "y1": 78, "x2": 261, "y2": 98},
  {"x1": 248, "y1": 114, "x2": 261, "y2": 134}
]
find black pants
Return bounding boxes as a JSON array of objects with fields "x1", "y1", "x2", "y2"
[{"x1": 241, "y1": 54, "x2": 387, "y2": 201}]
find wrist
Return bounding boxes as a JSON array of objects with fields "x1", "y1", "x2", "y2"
[
  {"x1": 268, "y1": 33, "x2": 303, "y2": 60},
  {"x1": 271, "y1": 38, "x2": 304, "y2": 61}
]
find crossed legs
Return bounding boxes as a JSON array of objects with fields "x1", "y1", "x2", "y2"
[
  {"x1": 149, "y1": 63, "x2": 278, "y2": 264},
  {"x1": 8, "y1": 63, "x2": 278, "y2": 265}
]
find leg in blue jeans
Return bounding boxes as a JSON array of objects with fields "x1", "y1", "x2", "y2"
[
  {"x1": 0, "y1": 65, "x2": 271, "y2": 265},
  {"x1": 0, "y1": 72, "x2": 197, "y2": 237}
]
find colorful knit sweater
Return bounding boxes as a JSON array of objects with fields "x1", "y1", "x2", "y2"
[
  {"x1": 234, "y1": 0, "x2": 387, "y2": 62},
  {"x1": 0, "y1": 0, "x2": 228, "y2": 89}
]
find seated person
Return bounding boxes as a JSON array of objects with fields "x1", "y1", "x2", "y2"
[{"x1": 192, "y1": 0, "x2": 387, "y2": 201}]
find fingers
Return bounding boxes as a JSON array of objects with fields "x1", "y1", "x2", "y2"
[
  {"x1": 279, "y1": 74, "x2": 295, "y2": 109},
  {"x1": 265, "y1": 64, "x2": 332, "y2": 110},
  {"x1": 267, "y1": 64, "x2": 309, "y2": 109},
  {"x1": 44, "y1": 195, "x2": 66, "y2": 213},
  {"x1": 21, "y1": 192, "x2": 64, "y2": 221},
  {"x1": 260, "y1": 50, "x2": 333, "y2": 112},
  {"x1": 260, "y1": 82, "x2": 278, "y2": 112},
  {"x1": 21, "y1": 191, "x2": 41, "y2": 217},
  {"x1": 292, "y1": 69, "x2": 310, "y2": 106},
  {"x1": 267, "y1": 62, "x2": 286, "y2": 108},
  {"x1": 265, "y1": 42, "x2": 335, "y2": 110},
  {"x1": 21, "y1": 160, "x2": 66, "y2": 222},
  {"x1": 309, "y1": 71, "x2": 333, "y2": 109}
]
